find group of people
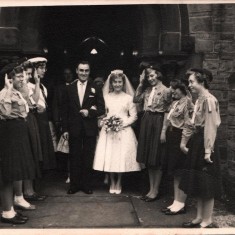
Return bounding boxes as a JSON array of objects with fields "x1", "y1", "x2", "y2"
[{"x1": 0, "y1": 57, "x2": 222, "y2": 229}]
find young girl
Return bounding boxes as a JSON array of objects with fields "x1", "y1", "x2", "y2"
[
  {"x1": 0, "y1": 65, "x2": 39, "y2": 224},
  {"x1": 179, "y1": 68, "x2": 222, "y2": 228},
  {"x1": 133, "y1": 65, "x2": 171, "y2": 201},
  {"x1": 160, "y1": 82, "x2": 194, "y2": 215},
  {"x1": 93, "y1": 70, "x2": 141, "y2": 194}
]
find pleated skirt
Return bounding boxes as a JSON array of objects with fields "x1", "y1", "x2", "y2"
[
  {"x1": 179, "y1": 127, "x2": 223, "y2": 199},
  {"x1": 0, "y1": 119, "x2": 39, "y2": 182},
  {"x1": 162, "y1": 126, "x2": 187, "y2": 177},
  {"x1": 136, "y1": 111, "x2": 165, "y2": 168},
  {"x1": 35, "y1": 112, "x2": 56, "y2": 170}
]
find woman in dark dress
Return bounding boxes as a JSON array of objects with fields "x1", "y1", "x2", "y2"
[
  {"x1": 160, "y1": 83, "x2": 194, "y2": 215},
  {"x1": 27, "y1": 57, "x2": 56, "y2": 170},
  {"x1": 179, "y1": 68, "x2": 222, "y2": 228},
  {"x1": 20, "y1": 61, "x2": 46, "y2": 201},
  {"x1": 0, "y1": 65, "x2": 39, "y2": 224},
  {"x1": 133, "y1": 65, "x2": 171, "y2": 201}
]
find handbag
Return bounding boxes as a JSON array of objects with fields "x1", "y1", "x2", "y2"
[{"x1": 57, "y1": 135, "x2": 69, "y2": 154}]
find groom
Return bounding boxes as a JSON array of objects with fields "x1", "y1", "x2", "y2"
[{"x1": 62, "y1": 61, "x2": 105, "y2": 194}]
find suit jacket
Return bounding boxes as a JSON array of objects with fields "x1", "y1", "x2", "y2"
[{"x1": 61, "y1": 79, "x2": 105, "y2": 137}]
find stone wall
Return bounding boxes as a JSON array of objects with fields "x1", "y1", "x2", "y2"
[{"x1": 188, "y1": 4, "x2": 235, "y2": 195}]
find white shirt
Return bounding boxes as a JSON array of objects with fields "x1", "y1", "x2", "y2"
[
  {"x1": 77, "y1": 80, "x2": 87, "y2": 106},
  {"x1": 28, "y1": 82, "x2": 47, "y2": 112}
]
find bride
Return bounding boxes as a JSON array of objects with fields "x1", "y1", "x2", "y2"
[{"x1": 93, "y1": 70, "x2": 141, "y2": 194}]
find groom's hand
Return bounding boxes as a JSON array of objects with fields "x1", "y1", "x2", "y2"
[{"x1": 80, "y1": 109, "x2": 89, "y2": 117}]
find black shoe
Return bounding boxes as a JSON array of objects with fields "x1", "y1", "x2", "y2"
[
  {"x1": 144, "y1": 194, "x2": 161, "y2": 202},
  {"x1": 165, "y1": 207, "x2": 186, "y2": 215},
  {"x1": 198, "y1": 223, "x2": 217, "y2": 228},
  {"x1": 161, "y1": 207, "x2": 171, "y2": 213},
  {"x1": 67, "y1": 188, "x2": 80, "y2": 194},
  {"x1": 140, "y1": 195, "x2": 148, "y2": 201},
  {"x1": 16, "y1": 212, "x2": 28, "y2": 221},
  {"x1": 24, "y1": 193, "x2": 47, "y2": 201},
  {"x1": 1, "y1": 215, "x2": 27, "y2": 224},
  {"x1": 182, "y1": 221, "x2": 201, "y2": 228},
  {"x1": 81, "y1": 188, "x2": 93, "y2": 194}
]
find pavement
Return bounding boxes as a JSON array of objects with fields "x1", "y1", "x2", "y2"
[{"x1": 0, "y1": 170, "x2": 234, "y2": 229}]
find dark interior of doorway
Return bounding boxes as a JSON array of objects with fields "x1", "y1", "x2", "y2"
[{"x1": 40, "y1": 5, "x2": 142, "y2": 85}]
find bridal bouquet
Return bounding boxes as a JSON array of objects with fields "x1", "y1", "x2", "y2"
[{"x1": 103, "y1": 115, "x2": 123, "y2": 133}]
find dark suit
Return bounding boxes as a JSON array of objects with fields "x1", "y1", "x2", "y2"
[{"x1": 61, "y1": 79, "x2": 105, "y2": 190}]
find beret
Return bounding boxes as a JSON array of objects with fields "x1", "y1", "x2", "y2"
[{"x1": 0, "y1": 57, "x2": 27, "y2": 76}]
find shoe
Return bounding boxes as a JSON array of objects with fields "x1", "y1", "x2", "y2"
[
  {"x1": 109, "y1": 188, "x2": 115, "y2": 194},
  {"x1": 165, "y1": 207, "x2": 186, "y2": 215},
  {"x1": 140, "y1": 195, "x2": 148, "y2": 201},
  {"x1": 161, "y1": 207, "x2": 171, "y2": 213},
  {"x1": 115, "y1": 187, "x2": 122, "y2": 194},
  {"x1": 144, "y1": 194, "x2": 161, "y2": 202},
  {"x1": 24, "y1": 193, "x2": 47, "y2": 201},
  {"x1": 67, "y1": 188, "x2": 80, "y2": 194},
  {"x1": 1, "y1": 215, "x2": 27, "y2": 224},
  {"x1": 14, "y1": 202, "x2": 36, "y2": 211},
  {"x1": 182, "y1": 221, "x2": 201, "y2": 228},
  {"x1": 65, "y1": 177, "x2": 70, "y2": 184},
  {"x1": 81, "y1": 188, "x2": 93, "y2": 194},
  {"x1": 197, "y1": 223, "x2": 217, "y2": 228},
  {"x1": 16, "y1": 212, "x2": 29, "y2": 221}
]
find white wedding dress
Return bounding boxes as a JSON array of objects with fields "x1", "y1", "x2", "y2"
[{"x1": 93, "y1": 92, "x2": 141, "y2": 173}]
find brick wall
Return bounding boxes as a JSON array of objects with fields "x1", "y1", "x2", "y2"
[{"x1": 188, "y1": 4, "x2": 235, "y2": 194}]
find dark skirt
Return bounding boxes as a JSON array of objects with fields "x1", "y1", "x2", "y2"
[
  {"x1": 35, "y1": 112, "x2": 56, "y2": 170},
  {"x1": 26, "y1": 112, "x2": 43, "y2": 176},
  {"x1": 0, "y1": 119, "x2": 39, "y2": 182},
  {"x1": 179, "y1": 127, "x2": 222, "y2": 199},
  {"x1": 162, "y1": 126, "x2": 187, "y2": 177},
  {"x1": 136, "y1": 111, "x2": 165, "y2": 168}
]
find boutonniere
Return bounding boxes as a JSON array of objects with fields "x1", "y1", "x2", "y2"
[{"x1": 91, "y1": 88, "x2": 96, "y2": 94}]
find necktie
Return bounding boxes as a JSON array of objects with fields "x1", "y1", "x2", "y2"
[
  {"x1": 147, "y1": 87, "x2": 156, "y2": 107},
  {"x1": 191, "y1": 100, "x2": 199, "y2": 124},
  {"x1": 40, "y1": 84, "x2": 48, "y2": 107},
  {"x1": 167, "y1": 101, "x2": 179, "y2": 120},
  {"x1": 79, "y1": 82, "x2": 85, "y2": 106},
  {"x1": 17, "y1": 91, "x2": 29, "y2": 113}
]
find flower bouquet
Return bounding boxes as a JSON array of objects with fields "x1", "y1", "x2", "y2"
[{"x1": 103, "y1": 115, "x2": 123, "y2": 133}]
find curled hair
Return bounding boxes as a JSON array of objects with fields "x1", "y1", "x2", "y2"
[
  {"x1": 33, "y1": 61, "x2": 47, "y2": 69},
  {"x1": 186, "y1": 68, "x2": 213, "y2": 89},
  {"x1": 8, "y1": 66, "x2": 24, "y2": 79},
  {"x1": 109, "y1": 73, "x2": 126, "y2": 91},
  {"x1": 174, "y1": 82, "x2": 188, "y2": 96},
  {"x1": 170, "y1": 79, "x2": 181, "y2": 89},
  {"x1": 22, "y1": 61, "x2": 34, "y2": 71},
  {"x1": 142, "y1": 67, "x2": 163, "y2": 91}
]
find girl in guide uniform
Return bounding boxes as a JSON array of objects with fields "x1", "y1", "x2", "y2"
[
  {"x1": 27, "y1": 57, "x2": 56, "y2": 170},
  {"x1": 179, "y1": 68, "x2": 222, "y2": 228},
  {"x1": 133, "y1": 64, "x2": 172, "y2": 202},
  {"x1": 160, "y1": 82, "x2": 194, "y2": 215},
  {"x1": 0, "y1": 65, "x2": 40, "y2": 224}
]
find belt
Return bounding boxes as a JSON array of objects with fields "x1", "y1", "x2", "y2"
[
  {"x1": 4, "y1": 117, "x2": 26, "y2": 122},
  {"x1": 168, "y1": 125, "x2": 182, "y2": 132}
]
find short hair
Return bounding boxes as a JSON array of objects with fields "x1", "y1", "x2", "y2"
[
  {"x1": 9, "y1": 66, "x2": 24, "y2": 79},
  {"x1": 186, "y1": 68, "x2": 213, "y2": 89},
  {"x1": 174, "y1": 82, "x2": 188, "y2": 96},
  {"x1": 76, "y1": 60, "x2": 91, "y2": 69},
  {"x1": 22, "y1": 61, "x2": 34, "y2": 71},
  {"x1": 34, "y1": 61, "x2": 47, "y2": 69},
  {"x1": 170, "y1": 79, "x2": 181, "y2": 89}
]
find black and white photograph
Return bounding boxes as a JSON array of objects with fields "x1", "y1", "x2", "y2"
[{"x1": 0, "y1": 1, "x2": 234, "y2": 233}]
